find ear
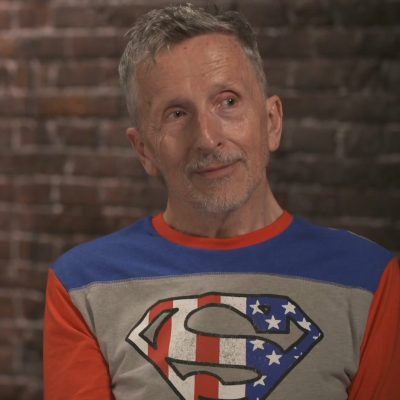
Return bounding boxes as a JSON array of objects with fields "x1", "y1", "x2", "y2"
[
  {"x1": 126, "y1": 127, "x2": 161, "y2": 176},
  {"x1": 266, "y1": 95, "x2": 283, "y2": 152}
]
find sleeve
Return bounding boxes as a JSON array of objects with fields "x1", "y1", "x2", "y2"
[
  {"x1": 43, "y1": 268, "x2": 114, "y2": 400},
  {"x1": 348, "y1": 257, "x2": 400, "y2": 399}
]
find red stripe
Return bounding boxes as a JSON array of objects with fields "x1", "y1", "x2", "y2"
[
  {"x1": 152, "y1": 211, "x2": 293, "y2": 250},
  {"x1": 195, "y1": 294, "x2": 220, "y2": 400},
  {"x1": 148, "y1": 300, "x2": 173, "y2": 378}
]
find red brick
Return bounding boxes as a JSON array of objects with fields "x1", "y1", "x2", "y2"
[
  {"x1": 379, "y1": 61, "x2": 400, "y2": 94},
  {"x1": 37, "y1": 93, "x2": 124, "y2": 118},
  {"x1": 0, "y1": 180, "x2": 13, "y2": 201},
  {"x1": 335, "y1": 0, "x2": 400, "y2": 27},
  {"x1": 0, "y1": 36, "x2": 17, "y2": 58},
  {"x1": 55, "y1": 60, "x2": 119, "y2": 88},
  {"x1": 0, "y1": 348, "x2": 14, "y2": 374},
  {"x1": 59, "y1": 183, "x2": 98, "y2": 205},
  {"x1": 343, "y1": 95, "x2": 399, "y2": 123},
  {"x1": 0, "y1": 294, "x2": 14, "y2": 317},
  {"x1": 101, "y1": 120, "x2": 132, "y2": 148},
  {"x1": 15, "y1": 207, "x2": 119, "y2": 236},
  {"x1": 292, "y1": 60, "x2": 348, "y2": 91},
  {"x1": 65, "y1": 34, "x2": 125, "y2": 58},
  {"x1": 52, "y1": 5, "x2": 96, "y2": 28},
  {"x1": 0, "y1": 94, "x2": 31, "y2": 117},
  {"x1": 17, "y1": 35, "x2": 67, "y2": 59},
  {"x1": 284, "y1": 121, "x2": 337, "y2": 154},
  {"x1": 0, "y1": 8, "x2": 12, "y2": 29},
  {"x1": 16, "y1": 3, "x2": 50, "y2": 28},
  {"x1": 0, "y1": 210, "x2": 13, "y2": 231},
  {"x1": 282, "y1": 93, "x2": 399, "y2": 123},
  {"x1": 258, "y1": 30, "x2": 313, "y2": 59},
  {"x1": 100, "y1": 182, "x2": 166, "y2": 208},
  {"x1": 0, "y1": 264, "x2": 48, "y2": 291},
  {"x1": 2, "y1": 153, "x2": 66, "y2": 175},
  {"x1": 0, "y1": 381, "x2": 42, "y2": 400},
  {"x1": 0, "y1": 326, "x2": 23, "y2": 345},
  {"x1": 21, "y1": 332, "x2": 43, "y2": 377},
  {"x1": 17, "y1": 239, "x2": 55, "y2": 263},
  {"x1": 288, "y1": 0, "x2": 334, "y2": 26},
  {"x1": 264, "y1": 60, "x2": 291, "y2": 91},
  {"x1": 238, "y1": 0, "x2": 288, "y2": 27},
  {"x1": 67, "y1": 153, "x2": 145, "y2": 178},
  {"x1": 342, "y1": 60, "x2": 382, "y2": 92},
  {"x1": 15, "y1": 120, "x2": 41, "y2": 147},
  {"x1": 52, "y1": 4, "x2": 160, "y2": 29},
  {"x1": 0, "y1": 122, "x2": 13, "y2": 149},
  {"x1": 14, "y1": 182, "x2": 52, "y2": 204},
  {"x1": 0, "y1": 61, "x2": 32, "y2": 89},
  {"x1": 315, "y1": 28, "x2": 400, "y2": 59},
  {"x1": 0, "y1": 239, "x2": 10, "y2": 260},
  {"x1": 343, "y1": 124, "x2": 400, "y2": 156},
  {"x1": 282, "y1": 94, "x2": 341, "y2": 120},
  {"x1": 55, "y1": 121, "x2": 99, "y2": 147},
  {"x1": 21, "y1": 296, "x2": 45, "y2": 320},
  {"x1": 359, "y1": 29, "x2": 400, "y2": 59},
  {"x1": 286, "y1": 187, "x2": 400, "y2": 220},
  {"x1": 313, "y1": 29, "x2": 362, "y2": 58}
]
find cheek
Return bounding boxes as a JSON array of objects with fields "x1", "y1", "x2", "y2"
[{"x1": 157, "y1": 136, "x2": 189, "y2": 170}]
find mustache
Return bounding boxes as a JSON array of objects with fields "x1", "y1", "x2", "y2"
[{"x1": 186, "y1": 150, "x2": 246, "y2": 173}]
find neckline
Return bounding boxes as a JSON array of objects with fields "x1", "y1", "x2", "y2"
[{"x1": 151, "y1": 211, "x2": 293, "y2": 250}]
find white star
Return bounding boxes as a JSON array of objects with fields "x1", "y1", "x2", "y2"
[
  {"x1": 266, "y1": 350, "x2": 282, "y2": 365},
  {"x1": 250, "y1": 339, "x2": 265, "y2": 351},
  {"x1": 265, "y1": 315, "x2": 281, "y2": 330},
  {"x1": 250, "y1": 300, "x2": 264, "y2": 315},
  {"x1": 298, "y1": 318, "x2": 311, "y2": 331},
  {"x1": 313, "y1": 334, "x2": 320, "y2": 340},
  {"x1": 282, "y1": 302, "x2": 296, "y2": 315},
  {"x1": 253, "y1": 375, "x2": 267, "y2": 387}
]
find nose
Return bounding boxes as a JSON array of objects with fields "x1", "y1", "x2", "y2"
[{"x1": 192, "y1": 109, "x2": 223, "y2": 152}]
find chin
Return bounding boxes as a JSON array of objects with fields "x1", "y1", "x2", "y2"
[{"x1": 190, "y1": 189, "x2": 252, "y2": 214}]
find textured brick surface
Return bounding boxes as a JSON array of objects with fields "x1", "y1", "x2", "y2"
[{"x1": 0, "y1": 0, "x2": 399, "y2": 397}]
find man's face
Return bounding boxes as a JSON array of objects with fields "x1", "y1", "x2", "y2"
[{"x1": 129, "y1": 33, "x2": 282, "y2": 214}]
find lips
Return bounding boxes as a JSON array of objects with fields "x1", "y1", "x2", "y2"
[{"x1": 193, "y1": 161, "x2": 237, "y2": 178}]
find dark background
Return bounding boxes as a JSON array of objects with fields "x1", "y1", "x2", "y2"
[{"x1": 0, "y1": 0, "x2": 399, "y2": 398}]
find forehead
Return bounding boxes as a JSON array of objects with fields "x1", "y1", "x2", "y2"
[{"x1": 135, "y1": 33, "x2": 260, "y2": 101}]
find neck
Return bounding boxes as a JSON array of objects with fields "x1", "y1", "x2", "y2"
[{"x1": 163, "y1": 181, "x2": 282, "y2": 238}]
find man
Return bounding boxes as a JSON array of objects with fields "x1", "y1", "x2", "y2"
[{"x1": 44, "y1": 4, "x2": 399, "y2": 400}]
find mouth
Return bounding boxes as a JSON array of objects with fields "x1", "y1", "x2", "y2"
[{"x1": 193, "y1": 161, "x2": 238, "y2": 178}]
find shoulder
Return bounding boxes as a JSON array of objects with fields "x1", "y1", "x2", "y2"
[
  {"x1": 284, "y1": 217, "x2": 395, "y2": 293},
  {"x1": 52, "y1": 216, "x2": 156, "y2": 291}
]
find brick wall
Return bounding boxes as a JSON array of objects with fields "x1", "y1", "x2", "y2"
[{"x1": 0, "y1": 0, "x2": 399, "y2": 398}]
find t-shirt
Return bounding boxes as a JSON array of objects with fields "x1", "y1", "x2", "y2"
[{"x1": 44, "y1": 212, "x2": 400, "y2": 399}]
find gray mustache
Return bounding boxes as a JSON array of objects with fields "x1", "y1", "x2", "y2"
[{"x1": 186, "y1": 151, "x2": 245, "y2": 173}]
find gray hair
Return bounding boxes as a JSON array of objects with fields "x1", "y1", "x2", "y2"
[{"x1": 118, "y1": 3, "x2": 267, "y2": 127}]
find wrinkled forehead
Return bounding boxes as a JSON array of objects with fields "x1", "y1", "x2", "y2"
[{"x1": 135, "y1": 33, "x2": 259, "y2": 95}]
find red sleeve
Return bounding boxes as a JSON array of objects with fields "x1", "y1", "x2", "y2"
[
  {"x1": 348, "y1": 257, "x2": 400, "y2": 399},
  {"x1": 44, "y1": 269, "x2": 114, "y2": 400}
]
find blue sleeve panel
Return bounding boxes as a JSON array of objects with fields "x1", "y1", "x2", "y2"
[{"x1": 52, "y1": 216, "x2": 394, "y2": 294}]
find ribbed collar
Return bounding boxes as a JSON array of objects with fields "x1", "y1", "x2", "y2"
[{"x1": 152, "y1": 211, "x2": 293, "y2": 250}]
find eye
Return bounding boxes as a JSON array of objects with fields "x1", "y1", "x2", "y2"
[
  {"x1": 223, "y1": 97, "x2": 237, "y2": 107},
  {"x1": 173, "y1": 110, "x2": 184, "y2": 118},
  {"x1": 166, "y1": 109, "x2": 186, "y2": 121}
]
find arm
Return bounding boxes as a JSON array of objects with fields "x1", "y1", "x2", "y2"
[
  {"x1": 348, "y1": 257, "x2": 400, "y2": 399},
  {"x1": 44, "y1": 269, "x2": 114, "y2": 400}
]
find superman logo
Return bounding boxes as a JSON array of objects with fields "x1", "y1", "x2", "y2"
[{"x1": 126, "y1": 293, "x2": 323, "y2": 399}]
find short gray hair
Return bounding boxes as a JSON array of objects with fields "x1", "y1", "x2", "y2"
[{"x1": 118, "y1": 3, "x2": 267, "y2": 127}]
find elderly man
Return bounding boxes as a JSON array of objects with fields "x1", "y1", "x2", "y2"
[{"x1": 44, "y1": 4, "x2": 399, "y2": 400}]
